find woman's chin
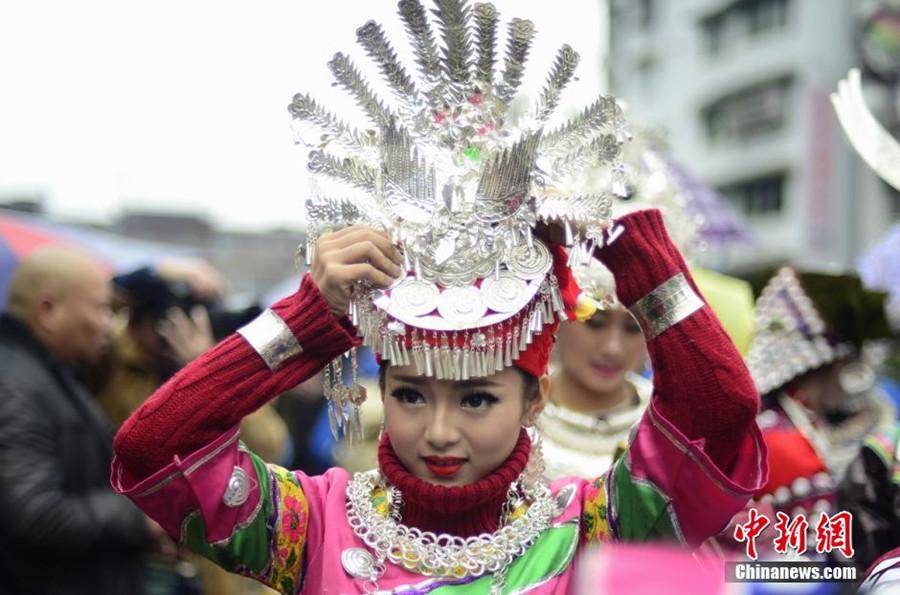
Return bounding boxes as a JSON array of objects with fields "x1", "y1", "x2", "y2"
[{"x1": 585, "y1": 375, "x2": 627, "y2": 396}]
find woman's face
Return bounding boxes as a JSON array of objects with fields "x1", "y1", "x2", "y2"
[
  {"x1": 382, "y1": 365, "x2": 548, "y2": 487},
  {"x1": 555, "y1": 308, "x2": 647, "y2": 396}
]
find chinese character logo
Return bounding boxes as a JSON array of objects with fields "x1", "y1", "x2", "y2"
[
  {"x1": 733, "y1": 508, "x2": 771, "y2": 560},
  {"x1": 815, "y1": 511, "x2": 854, "y2": 558},
  {"x1": 773, "y1": 511, "x2": 808, "y2": 555}
]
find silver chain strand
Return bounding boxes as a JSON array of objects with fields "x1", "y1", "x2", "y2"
[{"x1": 344, "y1": 467, "x2": 558, "y2": 590}]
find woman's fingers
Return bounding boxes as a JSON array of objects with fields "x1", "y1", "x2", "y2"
[
  {"x1": 310, "y1": 226, "x2": 404, "y2": 317},
  {"x1": 319, "y1": 227, "x2": 402, "y2": 266},
  {"x1": 342, "y1": 262, "x2": 396, "y2": 290},
  {"x1": 335, "y1": 241, "x2": 402, "y2": 278}
]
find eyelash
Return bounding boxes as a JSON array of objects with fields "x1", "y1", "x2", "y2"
[
  {"x1": 461, "y1": 392, "x2": 500, "y2": 409},
  {"x1": 391, "y1": 387, "x2": 424, "y2": 405},
  {"x1": 389, "y1": 387, "x2": 500, "y2": 409}
]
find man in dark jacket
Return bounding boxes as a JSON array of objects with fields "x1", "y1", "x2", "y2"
[{"x1": 0, "y1": 247, "x2": 159, "y2": 594}]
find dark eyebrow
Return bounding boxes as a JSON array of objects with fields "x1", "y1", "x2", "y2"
[
  {"x1": 391, "y1": 375, "x2": 501, "y2": 390},
  {"x1": 455, "y1": 378, "x2": 501, "y2": 390},
  {"x1": 392, "y1": 375, "x2": 428, "y2": 386}
]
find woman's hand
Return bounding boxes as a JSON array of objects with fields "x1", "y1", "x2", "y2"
[{"x1": 310, "y1": 226, "x2": 403, "y2": 318}]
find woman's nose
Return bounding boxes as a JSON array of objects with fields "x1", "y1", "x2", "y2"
[
  {"x1": 599, "y1": 327, "x2": 625, "y2": 356},
  {"x1": 424, "y1": 405, "x2": 461, "y2": 449}
]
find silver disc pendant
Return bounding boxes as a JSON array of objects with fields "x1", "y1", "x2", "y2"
[
  {"x1": 222, "y1": 467, "x2": 251, "y2": 507},
  {"x1": 554, "y1": 483, "x2": 576, "y2": 513},
  {"x1": 437, "y1": 286, "x2": 488, "y2": 325},
  {"x1": 481, "y1": 273, "x2": 527, "y2": 313},
  {"x1": 507, "y1": 241, "x2": 552, "y2": 281},
  {"x1": 341, "y1": 547, "x2": 376, "y2": 579},
  {"x1": 390, "y1": 279, "x2": 440, "y2": 317}
]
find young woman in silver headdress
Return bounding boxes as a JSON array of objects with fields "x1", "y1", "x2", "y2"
[
  {"x1": 536, "y1": 261, "x2": 651, "y2": 479},
  {"x1": 111, "y1": 3, "x2": 767, "y2": 592}
]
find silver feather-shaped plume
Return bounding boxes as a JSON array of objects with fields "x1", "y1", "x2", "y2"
[
  {"x1": 477, "y1": 132, "x2": 541, "y2": 205},
  {"x1": 381, "y1": 120, "x2": 437, "y2": 222},
  {"x1": 473, "y1": 2, "x2": 498, "y2": 85},
  {"x1": 308, "y1": 150, "x2": 378, "y2": 192},
  {"x1": 288, "y1": 93, "x2": 374, "y2": 157},
  {"x1": 497, "y1": 18, "x2": 535, "y2": 104},
  {"x1": 398, "y1": 0, "x2": 446, "y2": 107},
  {"x1": 538, "y1": 194, "x2": 613, "y2": 224},
  {"x1": 305, "y1": 196, "x2": 367, "y2": 227},
  {"x1": 356, "y1": 21, "x2": 417, "y2": 101},
  {"x1": 533, "y1": 45, "x2": 580, "y2": 123},
  {"x1": 328, "y1": 52, "x2": 395, "y2": 128},
  {"x1": 549, "y1": 133, "x2": 622, "y2": 178},
  {"x1": 432, "y1": 0, "x2": 473, "y2": 98},
  {"x1": 543, "y1": 95, "x2": 622, "y2": 149}
]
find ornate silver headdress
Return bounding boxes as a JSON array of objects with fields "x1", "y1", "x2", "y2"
[
  {"x1": 290, "y1": 0, "x2": 630, "y2": 439},
  {"x1": 746, "y1": 267, "x2": 853, "y2": 396}
]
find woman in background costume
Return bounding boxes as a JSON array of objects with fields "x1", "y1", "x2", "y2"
[
  {"x1": 111, "y1": 3, "x2": 767, "y2": 592},
  {"x1": 746, "y1": 266, "x2": 894, "y2": 533},
  {"x1": 537, "y1": 131, "x2": 756, "y2": 480}
]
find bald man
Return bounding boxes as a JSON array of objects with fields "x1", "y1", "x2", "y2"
[{"x1": 0, "y1": 247, "x2": 154, "y2": 594}]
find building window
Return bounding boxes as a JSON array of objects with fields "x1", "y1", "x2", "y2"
[
  {"x1": 702, "y1": 14, "x2": 725, "y2": 54},
  {"x1": 701, "y1": 0, "x2": 789, "y2": 55},
  {"x1": 719, "y1": 173, "x2": 786, "y2": 215},
  {"x1": 638, "y1": 0, "x2": 655, "y2": 29},
  {"x1": 704, "y1": 76, "x2": 792, "y2": 144},
  {"x1": 743, "y1": 0, "x2": 789, "y2": 35}
]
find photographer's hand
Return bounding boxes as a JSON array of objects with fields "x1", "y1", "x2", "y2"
[
  {"x1": 155, "y1": 258, "x2": 226, "y2": 303},
  {"x1": 157, "y1": 306, "x2": 215, "y2": 367}
]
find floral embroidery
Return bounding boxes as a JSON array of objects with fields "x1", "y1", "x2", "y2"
[
  {"x1": 582, "y1": 476, "x2": 612, "y2": 544},
  {"x1": 371, "y1": 486, "x2": 391, "y2": 517},
  {"x1": 265, "y1": 466, "x2": 309, "y2": 595},
  {"x1": 281, "y1": 494, "x2": 307, "y2": 544}
]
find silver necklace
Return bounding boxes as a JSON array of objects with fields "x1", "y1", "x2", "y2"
[{"x1": 343, "y1": 465, "x2": 559, "y2": 593}]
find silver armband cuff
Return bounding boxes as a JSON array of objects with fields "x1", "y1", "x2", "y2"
[
  {"x1": 237, "y1": 309, "x2": 303, "y2": 370},
  {"x1": 629, "y1": 273, "x2": 704, "y2": 339}
]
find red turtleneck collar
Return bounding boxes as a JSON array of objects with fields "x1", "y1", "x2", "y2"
[{"x1": 376, "y1": 428, "x2": 532, "y2": 537}]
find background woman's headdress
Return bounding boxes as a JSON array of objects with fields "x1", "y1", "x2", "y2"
[
  {"x1": 746, "y1": 266, "x2": 892, "y2": 396},
  {"x1": 290, "y1": 0, "x2": 630, "y2": 439}
]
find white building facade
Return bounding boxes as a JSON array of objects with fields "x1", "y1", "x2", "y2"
[{"x1": 608, "y1": 0, "x2": 899, "y2": 269}]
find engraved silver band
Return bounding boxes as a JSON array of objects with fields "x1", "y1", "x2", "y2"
[
  {"x1": 237, "y1": 309, "x2": 303, "y2": 370},
  {"x1": 629, "y1": 272, "x2": 704, "y2": 339}
]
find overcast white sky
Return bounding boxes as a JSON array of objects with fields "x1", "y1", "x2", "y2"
[{"x1": 0, "y1": 0, "x2": 607, "y2": 231}]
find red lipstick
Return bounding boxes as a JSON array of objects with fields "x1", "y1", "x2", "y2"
[
  {"x1": 422, "y1": 456, "x2": 467, "y2": 476},
  {"x1": 593, "y1": 364, "x2": 623, "y2": 378}
]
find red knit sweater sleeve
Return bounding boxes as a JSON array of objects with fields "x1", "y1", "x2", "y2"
[
  {"x1": 594, "y1": 209, "x2": 759, "y2": 470},
  {"x1": 113, "y1": 273, "x2": 361, "y2": 481}
]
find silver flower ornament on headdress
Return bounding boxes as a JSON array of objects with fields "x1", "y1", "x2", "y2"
[{"x1": 290, "y1": 0, "x2": 630, "y2": 440}]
